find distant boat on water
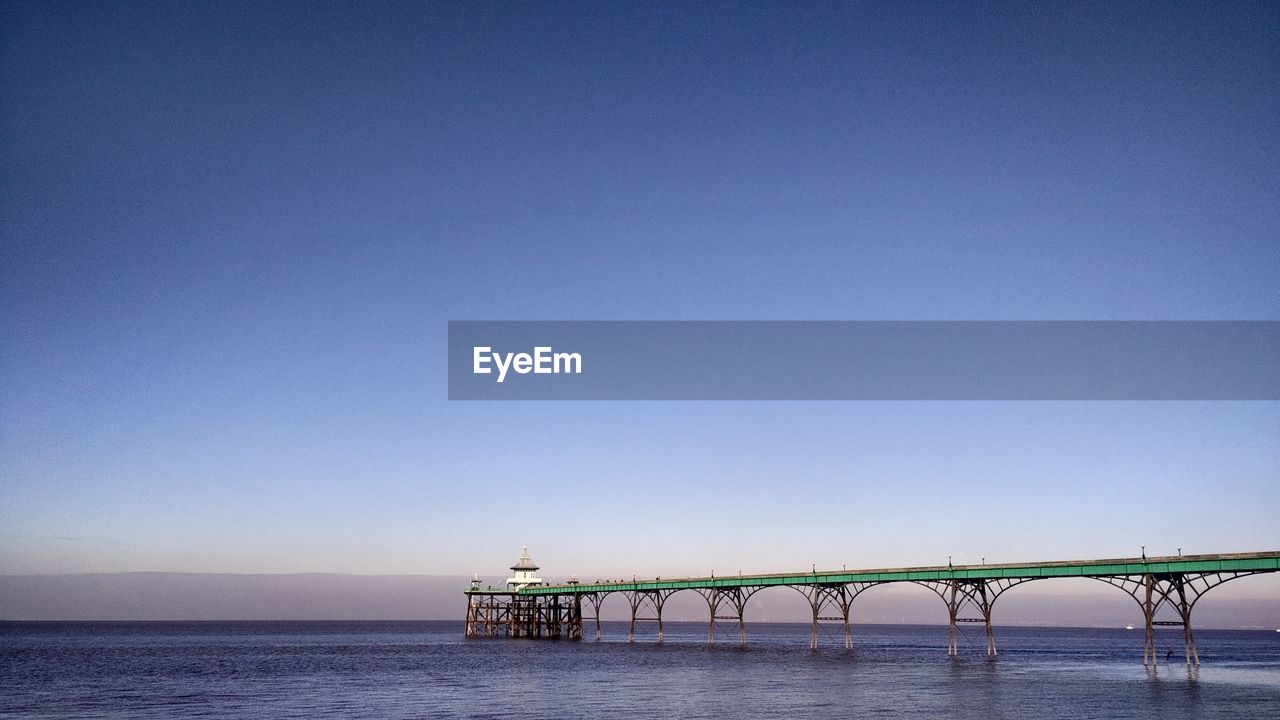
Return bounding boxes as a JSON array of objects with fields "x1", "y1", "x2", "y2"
[{"x1": 1125, "y1": 624, "x2": 1134, "y2": 630}]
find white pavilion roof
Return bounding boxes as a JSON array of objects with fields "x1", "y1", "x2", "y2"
[{"x1": 510, "y1": 546, "x2": 539, "y2": 571}]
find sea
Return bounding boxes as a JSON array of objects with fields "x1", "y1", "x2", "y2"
[{"x1": 2, "y1": 621, "x2": 1278, "y2": 719}]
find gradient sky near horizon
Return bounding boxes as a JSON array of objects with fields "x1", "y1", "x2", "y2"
[{"x1": 2, "y1": 2, "x2": 1278, "y2": 584}]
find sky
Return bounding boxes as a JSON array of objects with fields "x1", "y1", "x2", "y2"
[{"x1": 2, "y1": 0, "x2": 1278, "y2": 605}]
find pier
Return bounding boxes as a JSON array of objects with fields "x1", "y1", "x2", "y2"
[{"x1": 464, "y1": 549, "x2": 1280, "y2": 666}]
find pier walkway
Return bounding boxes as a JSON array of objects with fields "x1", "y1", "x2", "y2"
[{"x1": 465, "y1": 550, "x2": 1280, "y2": 666}]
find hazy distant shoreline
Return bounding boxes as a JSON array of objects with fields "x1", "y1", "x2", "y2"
[
  {"x1": 3, "y1": 572, "x2": 1276, "y2": 627},
  {"x1": 5, "y1": 619, "x2": 1280, "y2": 632}
]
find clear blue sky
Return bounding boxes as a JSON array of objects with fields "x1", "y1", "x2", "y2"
[{"x1": 2, "y1": 1, "x2": 1277, "y2": 580}]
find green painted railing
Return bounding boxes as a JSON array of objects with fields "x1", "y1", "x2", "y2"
[{"x1": 515, "y1": 551, "x2": 1280, "y2": 596}]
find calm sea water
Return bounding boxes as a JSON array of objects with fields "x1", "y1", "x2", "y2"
[{"x1": 2, "y1": 621, "x2": 1279, "y2": 719}]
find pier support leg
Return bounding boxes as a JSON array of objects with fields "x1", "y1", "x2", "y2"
[
  {"x1": 1096, "y1": 570, "x2": 1265, "y2": 667},
  {"x1": 463, "y1": 592, "x2": 513, "y2": 639},
  {"x1": 1178, "y1": 581, "x2": 1198, "y2": 666},
  {"x1": 1137, "y1": 574, "x2": 1198, "y2": 668},
  {"x1": 491, "y1": 596, "x2": 506, "y2": 637},
  {"x1": 698, "y1": 587, "x2": 760, "y2": 647},
  {"x1": 582, "y1": 593, "x2": 604, "y2": 640},
  {"x1": 979, "y1": 582, "x2": 996, "y2": 657},
  {"x1": 625, "y1": 590, "x2": 674, "y2": 643},
  {"x1": 515, "y1": 597, "x2": 533, "y2": 638},
  {"x1": 919, "y1": 578, "x2": 1021, "y2": 658},
  {"x1": 947, "y1": 583, "x2": 959, "y2": 657},
  {"x1": 464, "y1": 594, "x2": 479, "y2": 638},
  {"x1": 798, "y1": 584, "x2": 872, "y2": 651},
  {"x1": 1143, "y1": 576, "x2": 1157, "y2": 667},
  {"x1": 567, "y1": 594, "x2": 583, "y2": 641}
]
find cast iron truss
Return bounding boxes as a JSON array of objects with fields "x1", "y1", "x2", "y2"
[{"x1": 464, "y1": 551, "x2": 1280, "y2": 664}]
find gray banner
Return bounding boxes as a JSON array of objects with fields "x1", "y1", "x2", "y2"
[{"x1": 447, "y1": 321, "x2": 1280, "y2": 400}]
